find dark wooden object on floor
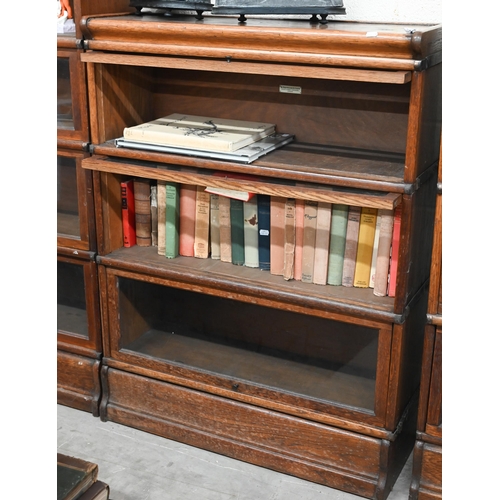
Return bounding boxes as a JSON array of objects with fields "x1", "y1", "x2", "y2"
[{"x1": 80, "y1": 15, "x2": 441, "y2": 499}]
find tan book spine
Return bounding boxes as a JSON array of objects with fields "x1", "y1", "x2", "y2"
[
  {"x1": 313, "y1": 202, "x2": 332, "y2": 285},
  {"x1": 194, "y1": 186, "x2": 211, "y2": 259},
  {"x1": 293, "y1": 199, "x2": 305, "y2": 281},
  {"x1": 157, "y1": 181, "x2": 166, "y2": 256},
  {"x1": 354, "y1": 207, "x2": 378, "y2": 288},
  {"x1": 210, "y1": 194, "x2": 221, "y2": 260},
  {"x1": 133, "y1": 178, "x2": 152, "y2": 247},
  {"x1": 342, "y1": 205, "x2": 361, "y2": 287},
  {"x1": 301, "y1": 200, "x2": 318, "y2": 284},
  {"x1": 219, "y1": 195, "x2": 232, "y2": 263},
  {"x1": 373, "y1": 209, "x2": 394, "y2": 297},
  {"x1": 270, "y1": 197, "x2": 286, "y2": 276},
  {"x1": 283, "y1": 198, "x2": 296, "y2": 280}
]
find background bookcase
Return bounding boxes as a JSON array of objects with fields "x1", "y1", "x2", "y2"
[
  {"x1": 409, "y1": 143, "x2": 442, "y2": 499},
  {"x1": 57, "y1": 0, "x2": 132, "y2": 415},
  {"x1": 77, "y1": 14, "x2": 441, "y2": 499}
]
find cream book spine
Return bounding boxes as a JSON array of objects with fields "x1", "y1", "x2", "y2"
[
  {"x1": 301, "y1": 201, "x2": 318, "y2": 284},
  {"x1": 283, "y1": 198, "x2": 296, "y2": 280},
  {"x1": 342, "y1": 205, "x2": 361, "y2": 287},
  {"x1": 157, "y1": 181, "x2": 167, "y2": 256},
  {"x1": 313, "y1": 202, "x2": 332, "y2": 285},
  {"x1": 243, "y1": 198, "x2": 259, "y2": 268}
]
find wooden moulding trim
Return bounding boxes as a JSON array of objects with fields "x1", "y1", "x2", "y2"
[
  {"x1": 57, "y1": 35, "x2": 79, "y2": 50},
  {"x1": 80, "y1": 51, "x2": 412, "y2": 84},
  {"x1": 86, "y1": 147, "x2": 408, "y2": 194},
  {"x1": 102, "y1": 357, "x2": 396, "y2": 441},
  {"x1": 81, "y1": 16, "x2": 429, "y2": 63},
  {"x1": 426, "y1": 313, "x2": 442, "y2": 326},
  {"x1": 99, "y1": 258, "x2": 399, "y2": 326},
  {"x1": 57, "y1": 246, "x2": 96, "y2": 261},
  {"x1": 83, "y1": 157, "x2": 402, "y2": 210},
  {"x1": 57, "y1": 342, "x2": 102, "y2": 359}
]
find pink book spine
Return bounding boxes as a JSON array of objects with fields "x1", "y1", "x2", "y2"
[
  {"x1": 387, "y1": 204, "x2": 402, "y2": 297},
  {"x1": 293, "y1": 199, "x2": 305, "y2": 281},
  {"x1": 179, "y1": 184, "x2": 197, "y2": 257},
  {"x1": 270, "y1": 197, "x2": 286, "y2": 276}
]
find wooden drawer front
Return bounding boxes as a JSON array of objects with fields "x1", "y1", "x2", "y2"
[
  {"x1": 57, "y1": 149, "x2": 96, "y2": 251},
  {"x1": 57, "y1": 350, "x2": 101, "y2": 416},
  {"x1": 101, "y1": 366, "x2": 385, "y2": 499}
]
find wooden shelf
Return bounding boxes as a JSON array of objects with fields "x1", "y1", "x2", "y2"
[{"x1": 98, "y1": 246, "x2": 397, "y2": 324}]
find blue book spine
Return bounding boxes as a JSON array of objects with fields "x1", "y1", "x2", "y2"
[{"x1": 257, "y1": 194, "x2": 271, "y2": 270}]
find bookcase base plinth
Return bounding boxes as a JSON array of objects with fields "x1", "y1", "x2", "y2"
[
  {"x1": 409, "y1": 440, "x2": 442, "y2": 500},
  {"x1": 99, "y1": 364, "x2": 416, "y2": 500},
  {"x1": 57, "y1": 350, "x2": 102, "y2": 417}
]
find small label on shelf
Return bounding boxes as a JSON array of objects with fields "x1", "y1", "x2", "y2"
[{"x1": 279, "y1": 85, "x2": 302, "y2": 95}]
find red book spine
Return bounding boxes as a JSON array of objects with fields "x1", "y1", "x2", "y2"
[
  {"x1": 387, "y1": 204, "x2": 402, "y2": 297},
  {"x1": 121, "y1": 180, "x2": 136, "y2": 247}
]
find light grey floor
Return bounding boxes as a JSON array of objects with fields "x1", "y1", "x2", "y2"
[{"x1": 57, "y1": 404, "x2": 413, "y2": 500}]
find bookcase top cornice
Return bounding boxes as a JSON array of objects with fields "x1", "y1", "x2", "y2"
[{"x1": 81, "y1": 14, "x2": 441, "y2": 71}]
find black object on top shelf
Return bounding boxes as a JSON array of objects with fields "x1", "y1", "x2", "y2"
[
  {"x1": 212, "y1": 0, "x2": 346, "y2": 24},
  {"x1": 130, "y1": 0, "x2": 213, "y2": 19}
]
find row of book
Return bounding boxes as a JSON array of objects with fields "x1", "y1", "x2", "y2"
[{"x1": 121, "y1": 178, "x2": 402, "y2": 297}]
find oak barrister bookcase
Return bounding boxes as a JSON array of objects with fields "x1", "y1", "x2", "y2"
[
  {"x1": 76, "y1": 13, "x2": 441, "y2": 499},
  {"x1": 57, "y1": 0, "x2": 132, "y2": 416}
]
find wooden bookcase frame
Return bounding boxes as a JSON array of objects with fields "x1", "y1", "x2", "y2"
[
  {"x1": 57, "y1": 149, "x2": 97, "y2": 251},
  {"x1": 79, "y1": 15, "x2": 441, "y2": 500},
  {"x1": 56, "y1": 0, "x2": 134, "y2": 416},
  {"x1": 410, "y1": 144, "x2": 442, "y2": 500},
  {"x1": 57, "y1": 248, "x2": 102, "y2": 415}
]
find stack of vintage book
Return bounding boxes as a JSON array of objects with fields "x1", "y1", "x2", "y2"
[
  {"x1": 115, "y1": 113, "x2": 294, "y2": 163},
  {"x1": 57, "y1": 454, "x2": 110, "y2": 500},
  {"x1": 120, "y1": 179, "x2": 402, "y2": 297}
]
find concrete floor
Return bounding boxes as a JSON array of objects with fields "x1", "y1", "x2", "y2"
[{"x1": 57, "y1": 404, "x2": 413, "y2": 500}]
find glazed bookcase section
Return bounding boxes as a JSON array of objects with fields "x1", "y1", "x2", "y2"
[
  {"x1": 104, "y1": 269, "x2": 387, "y2": 418},
  {"x1": 82, "y1": 66, "x2": 439, "y2": 314},
  {"x1": 57, "y1": 249, "x2": 101, "y2": 353},
  {"x1": 57, "y1": 48, "x2": 89, "y2": 146},
  {"x1": 57, "y1": 249, "x2": 103, "y2": 416},
  {"x1": 57, "y1": 149, "x2": 97, "y2": 251}
]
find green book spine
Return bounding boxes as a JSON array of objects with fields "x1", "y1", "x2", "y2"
[
  {"x1": 327, "y1": 204, "x2": 348, "y2": 285},
  {"x1": 230, "y1": 198, "x2": 245, "y2": 266},
  {"x1": 165, "y1": 182, "x2": 179, "y2": 258}
]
